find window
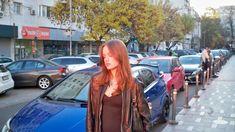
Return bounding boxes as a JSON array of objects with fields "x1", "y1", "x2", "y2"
[
  {"x1": 39, "y1": 5, "x2": 51, "y2": 17},
  {"x1": 37, "y1": 62, "x2": 45, "y2": 69},
  {"x1": 13, "y1": 2, "x2": 22, "y2": 15},
  {"x1": 23, "y1": 61, "x2": 37, "y2": 70},
  {"x1": 140, "y1": 69, "x2": 155, "y2": 86},
  {"x1": 7, "y1": 61, "x2": 24, "y2": 71}
]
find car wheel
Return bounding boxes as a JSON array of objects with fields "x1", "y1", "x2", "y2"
[
  {"x1": 38, "y1": 76, "x2": 52, "y2": 90},
  {"x1": 0, "y1": 90, "x2": 7, "y2": 95},
  {"x1": 159, "y1": 98, "x2": 170, "y2": 123}
]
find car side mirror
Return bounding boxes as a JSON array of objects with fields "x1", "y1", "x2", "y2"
[{"x1": 159, "y1": 71, "x2": 164, "y2": 78}]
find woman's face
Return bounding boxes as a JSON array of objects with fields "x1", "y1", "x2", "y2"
[{"x1": 102, "y1": 45, "x2": 119, "y2": 70}]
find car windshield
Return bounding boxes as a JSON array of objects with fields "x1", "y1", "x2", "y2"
[
  {"x1": 179, "y1": 57, "x2": 201, "y2": 65},
  {"x1": 43, "y1": 72, "x2": 91, "y2": 102},
  {"x1": 139, "y1": 59, "x2": 171, "y2": 73}
]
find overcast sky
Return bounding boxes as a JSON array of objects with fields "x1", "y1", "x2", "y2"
[{"x1": 190, "y1": 0, "x2": 235, "y2": 16}]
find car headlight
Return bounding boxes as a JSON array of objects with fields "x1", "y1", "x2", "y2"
[{"x1": 2, "y1": 118, "x2": 11, "y2": 132}]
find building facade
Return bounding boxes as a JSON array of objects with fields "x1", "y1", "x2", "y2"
[{"x1": 0, "y1": 0, "x2": 90, "y2": 60}]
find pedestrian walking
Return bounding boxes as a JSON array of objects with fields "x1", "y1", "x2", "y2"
[
  {"x1": 201, "y1": 47, "x2": 210, "y2": 71},
  {"x1": 86, "y1": 39, "x2": 150, "y2": 132}
]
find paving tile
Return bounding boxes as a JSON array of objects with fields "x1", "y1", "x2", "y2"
[{"x1": 162, "y1": 56, "x2": 235, "y2": 132}]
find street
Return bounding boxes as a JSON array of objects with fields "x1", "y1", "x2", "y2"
[{"x1": 0, "y1": 87, "x2": 44, "y2": 129}]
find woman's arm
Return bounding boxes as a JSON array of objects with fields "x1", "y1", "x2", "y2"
[{"x1": 136, "y1": 82, "x2": 151, "y2": 132}]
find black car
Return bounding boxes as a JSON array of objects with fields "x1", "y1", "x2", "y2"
[
  {"x1": 179, "y1": 55, "x2": 203, "y2": 83},
  {"x1": 6, "y1": 59, "x2": 67, "y2": 89}
]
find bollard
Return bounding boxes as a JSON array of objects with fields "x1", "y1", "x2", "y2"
[
  {"x1": 207, "y1": 68, "x2": 210, "y2": 85},
  {"x1": 210, "y1": 66, "x2": 213, "y2": 78},
  {"x1": 183, "y1": 80, "x2": 191, "y2": 109},
  {"x1": 194, "y1": 74, "x2": 200, "y2": 98},
  {"x1": 202, "y1": 71, "x2": 206, "y2": 90},
  {"x1": 168, "y1": 88, "x2": 178, "y2": 125}
]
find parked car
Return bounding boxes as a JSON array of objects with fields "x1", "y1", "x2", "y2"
[
  {"x1": 2, "y1": 66, "x2": 170, "y2": 132},
  {"x1": 0, "y1": 57, "x2": 13, "y2": 66},
  {"x1": 179, "y1": 55, "x2": 203, "y2": 83},
  {"x1": 139, "y1": 56, "x2": 185, "y2": 96},
  {"x1": 85, "y1": 55, "x2": 100, "y2": 64},
  {"x1": 129, "y1": 56, "x2": 139, "y2": 64},
  {"x1": 51, "y1": 56, "x2": 97, "y2": 73},
  {"x1": 78, "y1": 53, "x2": 96, "y2": 57},
  {"x1": 128, "y1": 53, "x2": 144, "y2": 60},
  {"x1": 43, "y1": 54, "x2": 64, "y2": 60},
  {"x1": 6, "y1": 59, "x2": 67, "y2": 89},
  {"x1": 174, "y1": 50, "x2": 190, "y2": 57},
  {"x1": 0, "y1": 65, "x2": 14, "y2": 94}
]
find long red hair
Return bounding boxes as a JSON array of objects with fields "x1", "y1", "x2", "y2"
[{"x1": 93, "y1": 39, "x2": 136, "y2": 92}]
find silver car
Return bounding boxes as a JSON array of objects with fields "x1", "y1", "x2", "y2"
[
  {"x1": 0, "y1": 65, "x2": 14, "y2": 94},
  {"x1": 51, "y1": 56, "x2": 97, "y2": 73}
]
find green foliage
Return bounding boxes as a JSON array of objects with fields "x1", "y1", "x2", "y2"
[
  {"x1": 220, "y1": 6, "x2": 235, "y2": 40},
  {"x1": 50, "y1": 0, "x2": 191, "y2": 48},
  {"x1": 155, "y1": 1, "x2": 184, "y2": 43},
  {"x1": 181, "y1": 14, "x2": 195, "y2": 35},
  {"x1": 201, "y1": 10, "x2": 226, "y2": 48}
]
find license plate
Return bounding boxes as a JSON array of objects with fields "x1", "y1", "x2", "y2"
[{"x1": 2, "y1": 75, "x2": 9, "y2": 81}]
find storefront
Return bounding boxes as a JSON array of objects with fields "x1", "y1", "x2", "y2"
[
  {"x1": 0, "y1": 24, "x2": 18, "y2": 60},
  {"x1": 47, "y1": 28, "x2": 85, "y2": 55},
  {"x1": 16, "y1": 26, "x2": 50, "y2": 59}
]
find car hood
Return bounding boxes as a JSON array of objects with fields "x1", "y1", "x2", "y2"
[
  {"x1": 10, "y1": 99, "x2": 87, "y2": 132},
  {"x1": 182, "y1": 64, "x2": 200, "y2": 71}
]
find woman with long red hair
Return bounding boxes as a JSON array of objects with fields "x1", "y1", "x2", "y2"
[{"x1": 86, "y1": 39, "x2": 150, "y2": 132}]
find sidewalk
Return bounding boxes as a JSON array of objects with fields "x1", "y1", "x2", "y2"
[{"x1": 162, "y1": 56, "x2": 235, "y2": 132}]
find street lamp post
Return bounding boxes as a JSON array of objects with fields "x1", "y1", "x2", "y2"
[
  {"x1": 61, "y1": 0, "x2": 72, "y2": 56},
  {"x1": 69, "y1": 0, "x2": 72, "y2": 56}
]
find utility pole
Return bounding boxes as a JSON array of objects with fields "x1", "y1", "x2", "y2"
[{"x1": 69, "y1": 0, "x2": 72, "y2": 56}]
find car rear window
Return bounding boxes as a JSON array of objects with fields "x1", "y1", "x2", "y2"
[{"x1": 0, "y1": 65, "x2": 8, "y2": 72}]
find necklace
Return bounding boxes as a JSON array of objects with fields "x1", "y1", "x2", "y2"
[{"x1": 105, "y1": 80, "x2": 117, "y2": 97}]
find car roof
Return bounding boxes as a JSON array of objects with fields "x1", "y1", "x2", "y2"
[
  {"x1": 179, "y1": 55, "x2": 201, "y2": 58},
  {"x1": 142, "y1": 56, "x2": 177, "y2": 60}
]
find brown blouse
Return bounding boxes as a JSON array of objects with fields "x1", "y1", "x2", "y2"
[{"x1": 101, "y1": 94, "x2": 122, "y2": 132}]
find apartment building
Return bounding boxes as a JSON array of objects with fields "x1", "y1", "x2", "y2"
[{"x1": 0, "y1": 0, "x2": 88, "y2": 60}]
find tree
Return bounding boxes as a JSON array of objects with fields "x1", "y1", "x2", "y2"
[
  {"x1": 155, "y1": 1, "x2": 184, "y2": 50},
  {"x1": 51, "y1": 0, "x2": 165, "y2": 52},
  {"x1": 181, "y1": 14, "x2": 195, "y2": 35},
  {"x1": 221, "y1": 6, "x2": 235, "y2": 41},
  {"x1": 201, "y1": 8, "x2": 226, "y2": 48}
]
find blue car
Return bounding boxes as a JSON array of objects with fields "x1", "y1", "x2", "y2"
[{"x1": 2, "y1": 66, "x2": 169, "y2": 132}]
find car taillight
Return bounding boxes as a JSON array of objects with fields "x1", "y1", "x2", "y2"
[{"x1": 58, "y1": 68, "x2": 66, "y2": 73}]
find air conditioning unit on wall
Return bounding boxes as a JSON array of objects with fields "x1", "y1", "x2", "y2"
[
  {"x1": 0, "y1": 11, "x2": 4, "y2": 18},
  {"x1": 30, "y1": 9, "x2": 35, "y2": 15}
]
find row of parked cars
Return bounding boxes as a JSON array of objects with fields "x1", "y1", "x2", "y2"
[
  {"x1": 1, "y1": 48, "x2": 232, "y2": 132},
  {"x1": 0, "y1": 54, "x2": 101, "y2": 94}
]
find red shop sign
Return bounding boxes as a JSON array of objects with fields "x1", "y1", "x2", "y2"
[{"x1": 22, "y1": 26, "x2": 50, "y2": 40}]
